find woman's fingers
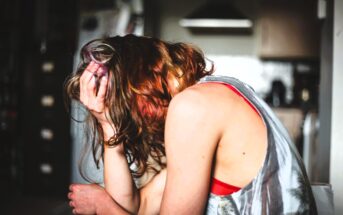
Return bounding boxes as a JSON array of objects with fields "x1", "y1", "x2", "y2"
[
  {"x1": 96, "y1": 67, "x2": 108, "y2": 100},
  {"x1": 80, "y1": 62, "x2": 101, "y2": 105},
  {"x1": 96, "y1": 64, "x2": 108, "y2": 77},
  {"x1": 80, "y1": 62, "x2": 100, "y2": 97},
  {"x1": 79, "y1": 62, "x2": 110, "y2": 114},
  {"x1": 81, "y1": 61, "x2": 100, "y2": 84}
]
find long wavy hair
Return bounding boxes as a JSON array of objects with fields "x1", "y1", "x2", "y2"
[{"x1": 64, "y1": 34, "x2": 213, "y2": 180}]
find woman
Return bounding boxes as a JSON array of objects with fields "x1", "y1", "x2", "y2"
[{"x1": 66, "y1": 34, "x2": 317, "y2": 214}]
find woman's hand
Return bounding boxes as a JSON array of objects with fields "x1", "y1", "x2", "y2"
[
  {"x1": 68, "y1": 183, "x2": 107, "y2": 215},
  {"x1": 79, "y1": 61, "x2": 111, "y2": 127},
  {"x1": 68, "y1": 183, "x2": 130, "y2": 215}
]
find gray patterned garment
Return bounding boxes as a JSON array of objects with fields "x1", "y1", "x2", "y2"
[{"x1": 199, "y1": 76, "x2": 317, "y2": 215}]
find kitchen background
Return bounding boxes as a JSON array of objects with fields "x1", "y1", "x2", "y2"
[{"x1": 1, "y1": 0, "x2": 342, "y2": 214}]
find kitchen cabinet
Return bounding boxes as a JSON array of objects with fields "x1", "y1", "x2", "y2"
[{"x1": 258, "y1": 1, "x2": 320, "y2": 59}]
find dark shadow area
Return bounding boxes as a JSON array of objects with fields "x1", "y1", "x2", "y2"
[{"x1": 3, "y1": 195, "x2": 72, "y2": 215}]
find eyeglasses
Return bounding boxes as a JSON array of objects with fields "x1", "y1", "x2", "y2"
[{"x1": 82, "y1": 41, "x2": 116, "y2": 66}]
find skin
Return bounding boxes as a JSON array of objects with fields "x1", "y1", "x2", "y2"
[
  {"x1": 68, "y1": 184, "x2": 127, "y2": 215},
  {"x1": 68, "y1": 62, "x2": 267, "y2": 214},
  {"x1": 82, "y1": 61, "x2": 139, "y2": 213},
  {"x1": 68, "y1": 169, "x2": 166, "y2": 215},
  {"x1": 161, "y1": 83, "x2": 267, "y2": 214}
]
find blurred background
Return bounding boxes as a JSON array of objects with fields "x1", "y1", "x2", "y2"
[{"x1": 1, "y1": 0, "x2": 342, "y2": 214}]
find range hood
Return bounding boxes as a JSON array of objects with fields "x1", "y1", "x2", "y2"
[{"x1": 179, "y1": 1, "x2": 253, "y2": 29}]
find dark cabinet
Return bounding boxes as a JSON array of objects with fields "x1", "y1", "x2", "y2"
[{"x1": 258, "y1": 1, "x2": 320, "y2": 59}]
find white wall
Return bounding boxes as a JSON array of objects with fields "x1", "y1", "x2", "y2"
[
  {"x1": 156, "y1": 0, "x2": 258, "y2": 56},
  {"x1": 330, "y1": 0, "x2": 343, "y2": 214},
  {"x1": 155, "y1": 0, "x2": 280, "y2": 97}
]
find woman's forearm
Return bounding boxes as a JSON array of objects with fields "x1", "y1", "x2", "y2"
[
  {"x1": 102, "y1": 122, "x2": 140, "y2": 214},
  {"x1": 138, "y1": 169, "x2": 166, "y2": 215}
]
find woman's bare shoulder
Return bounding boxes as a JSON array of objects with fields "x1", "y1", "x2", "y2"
[
  {"x1": 166, "y1": 82, "x2": 240, "y2": 138},
  {"x1": 168, "y1": 84, "x2": 213, "y2": 117},
  {"x1": 169, "y1": 83, "x2": 238, "y2": 113}
]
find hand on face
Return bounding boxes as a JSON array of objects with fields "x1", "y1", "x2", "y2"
[
  {"x1": 68, "y1": 183, "x2": 108, "y2": 215},
  {"x1": 79, "y1": 61, "x2": 111, "y2": 126}
]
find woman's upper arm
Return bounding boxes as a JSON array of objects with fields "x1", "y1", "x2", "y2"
[{"x1": 160, "y1": 88, "x2": 221, "y2": 214}]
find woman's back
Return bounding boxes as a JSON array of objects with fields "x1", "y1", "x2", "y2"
[
  {"x1": 196, "y1": 76, "x2": 317, "y2": 214},
  {"x1": 185, "y1": 81, "x2": 268, "y2": 189}
]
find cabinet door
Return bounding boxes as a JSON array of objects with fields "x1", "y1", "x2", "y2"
[{"x1": 259, "y1": 1, "x2": 320, "y2": 59}]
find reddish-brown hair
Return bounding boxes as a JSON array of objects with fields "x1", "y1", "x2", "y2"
[{"x1": 64, "y1": 34, "x2": 213, "y2": 179}]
